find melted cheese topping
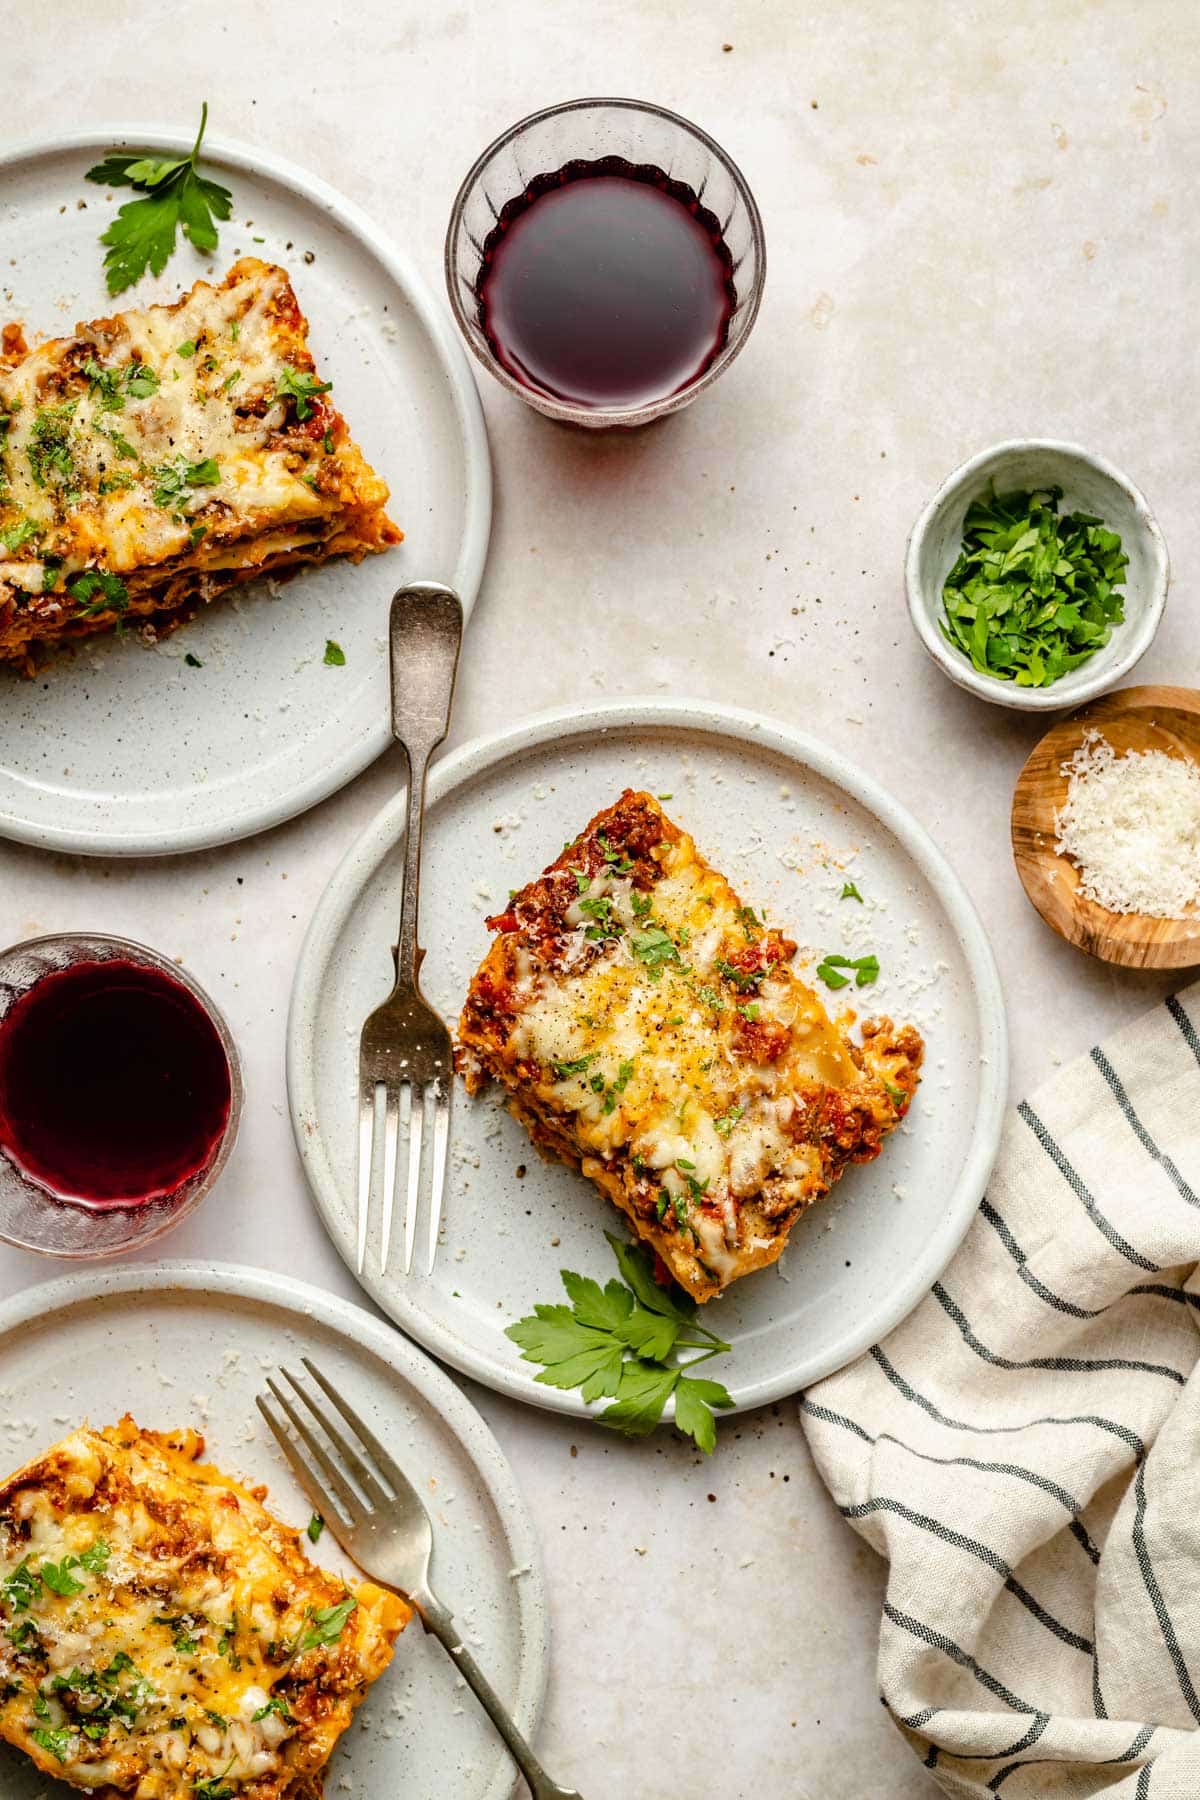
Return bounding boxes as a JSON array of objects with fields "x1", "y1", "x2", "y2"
[
  {"x1": 0, "y1": 258, "x2": 394, "y2": 620},
  {"x1": 0, "y1": 1421, "x2": 408, "y2": 1796},
  {"x1": 513, "y1": 833, "x2": 860, "y2": 1266}
]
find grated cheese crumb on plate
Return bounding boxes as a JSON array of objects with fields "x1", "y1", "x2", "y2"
[{"x1": 1055, "y1": 729, "x2": 1200, "y2": 917}]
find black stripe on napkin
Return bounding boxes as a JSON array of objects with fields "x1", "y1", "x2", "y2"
[
  {"x1": 842, "y1": 1496, "x2": 1092, "y2": 1651},
  {"x1": 1132, "y1": 1460, "x2": 1200, "y2": 1722},
  {"x1": 1091, "y1": 1046, "x2": 1200, "y2": 1209},
  {"x1": 882, "y1": 1602, "x2": 1037, "y2": 1711},
  {"x1": 1018, "y1": 1102, "x2": 1160, "y2": 1272},
  {"x1": 933, "y1": 1281, "x2": 1186, "y2": 1386},
  {"x1": 870, "y1": 1345, "x2": 1146, "y2": 1458}
]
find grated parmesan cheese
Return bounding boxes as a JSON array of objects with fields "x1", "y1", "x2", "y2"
[{"x1": 1055, "y1": 730, "x2": 1200, "y2": 917}]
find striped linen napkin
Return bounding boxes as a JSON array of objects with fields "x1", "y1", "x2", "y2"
[{"x1": 802, "y1": 984, "x2": 1200, "y2": 1796}]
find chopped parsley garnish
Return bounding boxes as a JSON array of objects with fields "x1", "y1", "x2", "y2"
[
  {"x1": 30, "y1": 1725, "x2": 72, "y2": 1763},
  {"x1": 69, "y1": 569, "x2": 129, "y2": 618},
  {"x1": 99, "y1": 422, "x2": 139, "y2": 460},
  {"x1": 323, "y1": 638, "x2": 346, "y2": 666},
  {"x1": 716, "y1": 958, "x2": 761, "y2": 993},
  {"x1": 940, "y1": 485, "x2": 1129, "y2": 688},
  {"x1": 551, "y1": 1054, "x2": 596, "y2": 1079},
  {"x1": 27, "y1": 402, "x2": 78, "y2": 493},
  {"x1": 175, "y1": 339, "x2": 197, "y2": 358},
  {"x1": 840, "y1": 881, "x2": 863, "y2": 902},
  {"x1": 184, "y1": 652, "x2": 204, "y2": 668},
  {"x1": 578, "y1": 894, "x2": 621, "y2": 941},
  {"x1": 188, "y1": 523, "x2": 207, "y2": 547},
  {"x1": 83, "y1": 358, "x2": 159, "y2": 410},
  {"x1": 738, "y1": 1002, "x2": 760, "y2": 1021},
  {"x1": 151, "y1": 455, "x2": 220, "y2": 510},
  {"x1": 4, "y1": 1559, "x2": 42, "y2": 1611},
  {"x1": 194, "y1": 1771, "x2": 237, "y2": 1800},
  {"x1": 597, "y1": 833, "x2": 634, "y2": 874},
  {"x1": 86, "y1": 104, "x2": 233, "y2": 296},
  {"x1": 714, "y1": 1105, "x2": 744, "y2": 1137},
  {"x1": 306, "y1": 1513, "x2": 325, "y2": 1543},
  {"x1": 253, "y1": 1694, "x2": 293, "y2": 1721},
  {"x1": 78, "y1": 1540, "x2": 110, "y2": 1573},
  {"x1": 298, "y1": 1594, "x2": 357, "y2": 1650},
  {"x1": 736, "y1": 905, "x2": 762, "y2": 941},
  {"x1": 815, "y1": 952, "x2": 879, "y2": 990},
  {"x1": 275, "y1": 364, "x2": 333, "y2": 421},
  {"x1": 601, "y1": 1060, "x2": 635, "y2": 1115},
  {"x1": 629, "y1": 924, "x2": 679, "y2": 974},
  {"x1": 322, "y1": 428, "x2": 334, "y2": 453},
  {"x1": 881, "y1": 1076, "x2": 908, "y2": 1108},
  {"x1": 506, "y1": 1232, "x2": 733, "y2": 1451},
  {"x1": 38, "y1": 1556, "x2": 86, "y2": 1597},
  {"x1": 0, "y1": 517, "x2": 39, "y2": 554}
]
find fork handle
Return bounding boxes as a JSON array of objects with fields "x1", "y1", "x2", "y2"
[
  {"x1": 415, "y1": 1587, "x2": 584, "y2": 1799},
  {"x1": 388, "y1": 585, "x2": 463, "y2": 988}
]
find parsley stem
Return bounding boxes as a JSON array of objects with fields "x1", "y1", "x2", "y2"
[
  {"x1": 673, "y1": 1344, "x2": 729, "y2": 1366},
  {"x1": 191, "y1": 100, "x2": 210, "y2": 164}
]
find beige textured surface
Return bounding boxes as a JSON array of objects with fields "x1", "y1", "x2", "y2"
[{"x1": 1, "y1": 2, "x2": 1196, "y2": 1793}]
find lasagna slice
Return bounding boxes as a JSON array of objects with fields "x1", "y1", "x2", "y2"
[
  {"x1": 457, "y1": 791, "x2": 924, "y2": 1302},
  {"x1": 0, "y1": 1417, "x2": 409, "y2": 1797},
  {"x1": 0, "y1": 258, "x2": 401, "y2": 672}
]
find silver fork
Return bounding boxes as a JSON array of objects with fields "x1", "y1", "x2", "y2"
[
  {"x1": 358, "y1": 583, "x2": 462, "y2": 1278},
  {"x1": 258, "y1": 1359, "x2": 583, "y2": 1800}
]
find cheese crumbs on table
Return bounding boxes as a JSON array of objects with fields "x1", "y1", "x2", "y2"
[
  {"x1": 457, "y1": 790, "x2": 924, "y2": 1301},
  {"x1": 0, "y1": 258, "x2": 401, "y2": 674},
  {"x1": 0, "y1": 1417, "x2": 409, "y2": 1797}
]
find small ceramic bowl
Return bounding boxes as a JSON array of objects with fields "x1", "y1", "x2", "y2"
[{"x1": 906, "y1": 439, "x2": 1170, "y2": 712}]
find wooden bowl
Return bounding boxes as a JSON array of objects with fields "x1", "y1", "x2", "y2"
[{"x1": 1011, "y1": 685, "x2": 1200, "y2": 969}]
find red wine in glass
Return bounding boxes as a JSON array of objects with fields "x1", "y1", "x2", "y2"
[
  {"x1": 476, "y1": 155, "x2": 736, "y2": 412},
  {"x1": 0, "y1": 958, "x2": 232, "y2": 1208}
]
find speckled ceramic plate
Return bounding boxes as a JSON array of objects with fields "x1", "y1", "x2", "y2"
[
  {"x1": 0, "y1": 127, "x2": 490, "y2": 855},
  {"x1": 0, "y1": 1263, "x2": 545, "y2": 1800},
  {"x1": 288, "y1": 699, "x2": 1008, "y2": 1418}
]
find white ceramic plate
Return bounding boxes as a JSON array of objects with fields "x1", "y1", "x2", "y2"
[
  {"x1": 0, "y1": 1263, "x2": 545, "y2": 1800},
  {"x1": 288, "y1": 699, "x2": 1008, "y2": 1416},
  {"x1": 0, "y1": 127, "x2": 490, "y2": 855}
]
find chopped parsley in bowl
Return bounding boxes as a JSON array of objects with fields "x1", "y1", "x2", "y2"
[{"x1": 906, "y1": 440, "x2": 1169, "y2": 712}]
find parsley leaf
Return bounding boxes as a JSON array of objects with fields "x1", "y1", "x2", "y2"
[
  {"x1": 275, "y1": 364, "x2": 333, "y2": 421},
  {"x1": 815, "y1": 952, "x2": 879, "y2": 990},
  {"x1": 151, "y1": 456, "x2": 220, "y2": 510},
  {"x1": 840, "y1": 881, "x2": 863, "y2": 902},
  {"x1": 39, "y1": 1557, "x2": 85, "y2": 1598},
  {"x1": 939, "y1": 484, "x2": 1129, "y2": 689},
  {"x1": 306, "y1": 1513, "x2": 324, "y2": 1543},
  {"x1": 550, "y1": 1053, "x2": 596, "y2": 1080},
  {"x1": 629, "y1": 924, "x2": 679, "y2": 973},
  {"x1": 30, "y1": 1725, "x2": 72, "y2": 1763},
  {"x1": 507, "y1": 1235, "x2": 732, "y2": 1449},
  {"x1": 69, "y1": 569, "x2": 129, "y2": 618},
  {"x1": 86, "y1": 103, "x2": 234, "y2": 296},
  {"x1": 78, "y1": 1540, "x2": 110, "y2": 1574},
  {"x1": 299, "y1": 1594, "x2": 357, "y2": 1650},
  {"x1": 3, "y1": 1559, "x2": 39, "y2": 1612},
  {"x1": 252, "y1": 1695, "x2": 292, "y2": 1721},
  {"x1": 674, "y1": 1375, "x2": 735, "y2": 1454},
  {"x1": 324, "y1": 638, "x2": 346, "y2": 666},
  {"x1": 0, "y1": 517, "x2": 39, "y2": 554}
]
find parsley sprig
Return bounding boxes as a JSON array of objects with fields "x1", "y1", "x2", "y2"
[
  {"x1": 86, "y1": 103, "x2": 234, "y2": 296},
  {"x1": 507, "y1": 1234, "x2": 733, "y2": 1452},
  {"x1": 940, "y1": 485, "x2": 1128, "y2": 688},
  {"x1": 816, "y1": 952, "x2": 879, "y2": 990}
]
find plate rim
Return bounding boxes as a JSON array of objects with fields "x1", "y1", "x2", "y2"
[
  {"x1": 0, "y1": 1257, "x2": 546, "y2": 1800},
  {"x1": 288, "y1": 696, "x2": 1009, "y2": 1416},
  {"x1": 0, "y1": 123, "x2": 492, "y2": 857}
]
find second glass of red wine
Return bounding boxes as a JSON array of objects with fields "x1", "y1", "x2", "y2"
[
  {"x1": 446, "y1": 98, "x2": 766, "y2": 427},
  {"x1": 0, "y1": 932, "x2": 242, "y2": 1258}
]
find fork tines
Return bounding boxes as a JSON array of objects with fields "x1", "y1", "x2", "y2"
[
  {"x1": 256, "y1": 1356, "x2": 410, "y2": 1531},
  {"x1": 357, "y1": 1069, "x2": 451, "y2": 1278}
]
